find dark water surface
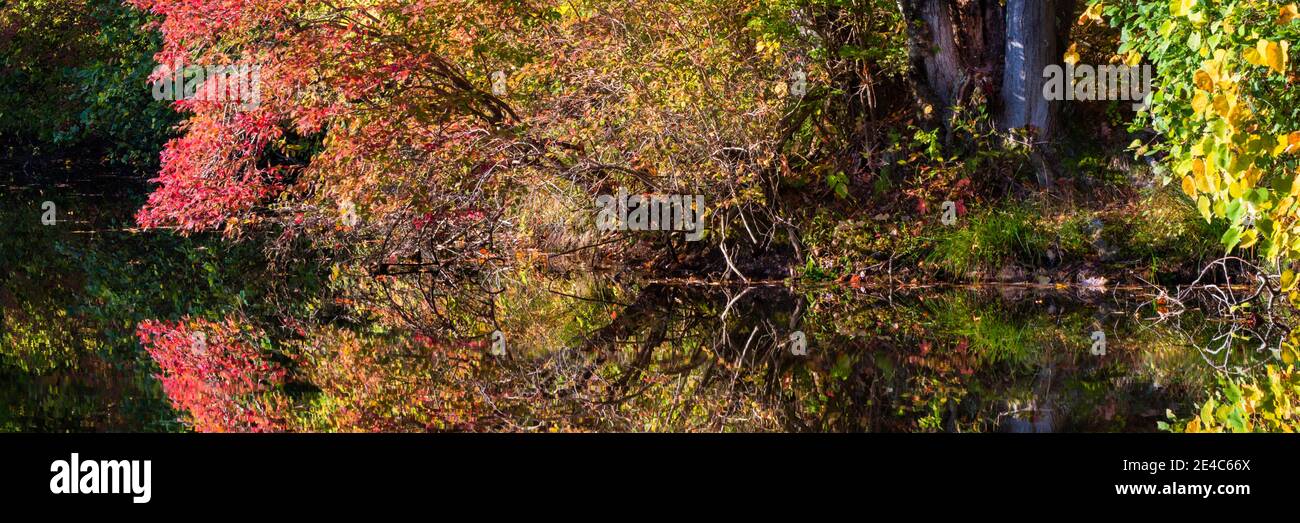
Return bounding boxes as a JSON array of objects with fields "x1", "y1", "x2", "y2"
[{"x1": 0, "y1": 183, "x2": 1279, "y2": 432}]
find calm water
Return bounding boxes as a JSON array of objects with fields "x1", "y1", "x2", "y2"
[{"x1": 0, "y1": 182, "x2": 1279, "y2": 432}]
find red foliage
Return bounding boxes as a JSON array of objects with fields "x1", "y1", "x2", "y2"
[
  {"x1": 128, "y1": 0, "x2": 524, "y2": 234},
  {"x1": 137, "y1": 317, "x2": 288, "y2": 432},
  {"x1": 135, "y1": 111, "x2": 285, "y2": 232}
]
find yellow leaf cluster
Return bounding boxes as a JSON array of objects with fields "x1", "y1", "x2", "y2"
[
  {"x1": 1078, "y1": 2, "x2": 1104, "y2": 25},
  {"x1": 1063, "y1": 43, "x2": 1080, "y2": 65},
  {"x1": 1243, "y1": 39, "x2": 1290, "y2": 75}
]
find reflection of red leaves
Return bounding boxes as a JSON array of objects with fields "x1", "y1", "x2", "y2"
[
  {"x1": 137, "y1": 317, "x2": 287, "y2": 432},
  {"x1": 414, "y1": 333, "x2": 439, "y2": 348}
]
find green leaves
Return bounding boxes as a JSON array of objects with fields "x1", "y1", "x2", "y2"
[
  {"x1": 1097, "y1": 0, "x2": 1300, "y2": 256},
  {"x1": 1221, "y1": 225, "x2": 1242, "y2": 252},
  {"x1": 827, "y1": 171, "x2": 849, "y2": 199},
  {"x1": 1225, "y1": 198, "x2": 1246, "y2": 224}
]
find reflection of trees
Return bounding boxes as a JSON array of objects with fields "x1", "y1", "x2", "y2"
[
  {"x1": 0, "y1": 192, "x2": 177, "y2": 431},
  {"x1": 485, "y1": 283, "x2": 1223, "y2": 432},
  {"x1": 1127, "y1": 257, "x2": 1297, "y2": 432},
  {"x1": 1138, "y1": 257, "x2": 1289, "y2": 376},
  {"x1": 486, "y1": 285, "x2": 807, "y2": 431}
]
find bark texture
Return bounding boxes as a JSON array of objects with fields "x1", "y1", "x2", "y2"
[{"x1": 899, "y1": 0, "x2": 1074, "y2": 137}]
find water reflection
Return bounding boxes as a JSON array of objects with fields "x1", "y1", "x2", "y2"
[
  {"x1": 0, "y1": 184, "x2": 1286, "y2": 432},
  {"x1": 0, "y1": 179, "x2": 300, "y2": 432},
  {"x1": 485, "y1": 279, "x2": 1280, "y2": 432}
]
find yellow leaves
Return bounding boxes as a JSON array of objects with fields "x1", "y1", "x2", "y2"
[
  {"x1": 1288, "y1": 131, "x2": 1300, "y2": 154},
  {"x1": 1240, "y1": 229, "x2": 1259, "y2": 249},
  {"x1": 1212, "y1": 92, "x2": 1237, "y2": 120},
  {"x1": 1063, "y1": 43, "x2": 1081, "y2": 65},
  {"x1": 1273, "y1": 134, "x2": 1291, "y2": 156},
  {"x1": 1248, "y1": 39, "x2": 1290, "y2": 75},
  {"x1": 1191, "y1": 90, "x2": 1211, "y2": 116},
  {"x1": 1190, "y1": 158, "x2": 1222, "y2": 195},
  {"x1": 1274, "y1": 132, "x2": 1300, "y2": 156},
  {"x1": 1265, "y1": 39, "x2": 1290, "y2": 75},
  {"x1": 1243, "y1": 165, "x2": 1263, "y2": 187},
  {"x1": 1124, "y1": 50, "x2": 1143, "y2": 67},
  {"x1": 1192, "y1": 158, "x2": 1213, "y2": 192},
  {"x1": 1243, "y1": 46, "x2": 1263, "y2": 67},
  {"x1": 1192, "y1": 50, "x2": 1257, "y2": 126},
  {"x1": 1196, "y1": 49, "x2": 1235, "y2": 93},
  {"x1": 1194, "y1": 69, "x2": 1215, "y2": 91},
  {"x1": 1228, "y1": 177, "x2": 1247, "y2": 199},
  {"x1": 1079, "y1": 2, "x2": 1104, "y2": 25},
  {"x1": 1243, "y1": 384, "x2": 1264, "y2": 412},
  {"x1": 754, "y1": 39, "x2": 782, "y2": 63},
  {"x1": 1117, "y1": 3, "x2": 1300, "y2": 299},
  {"x1": 1279, "y1": 197, "x2": 1296, "y2": 217}
]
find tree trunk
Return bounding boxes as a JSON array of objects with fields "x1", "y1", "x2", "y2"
[
  {"x1": 899, "y1": 0, "x2": 1075, "y2": 186},
  {"x1": 1000, "y1": 0, "x2": 1067, "y2": 134},
  {"x1": 898, "y1": 0, "x2": 1005, "y2": 121}
]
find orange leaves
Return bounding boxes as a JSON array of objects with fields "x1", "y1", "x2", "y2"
[
  {"x1": 291, "y1": 326, "x2": 487, "y2": 431},
  {"x1": 1284, "y1": 131, "x2": 1300, "y2": 155},
  {"x1": 1194, "y1": 69, "x2": 1214, "y2": 92},
  {"x1": 1281, "y1": 4, "x2": 1300, "y2": 25}
]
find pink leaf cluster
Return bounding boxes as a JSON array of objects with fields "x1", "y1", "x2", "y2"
[{"x1": 137, "y1": 317, "x2": 288, "y2": 432}]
